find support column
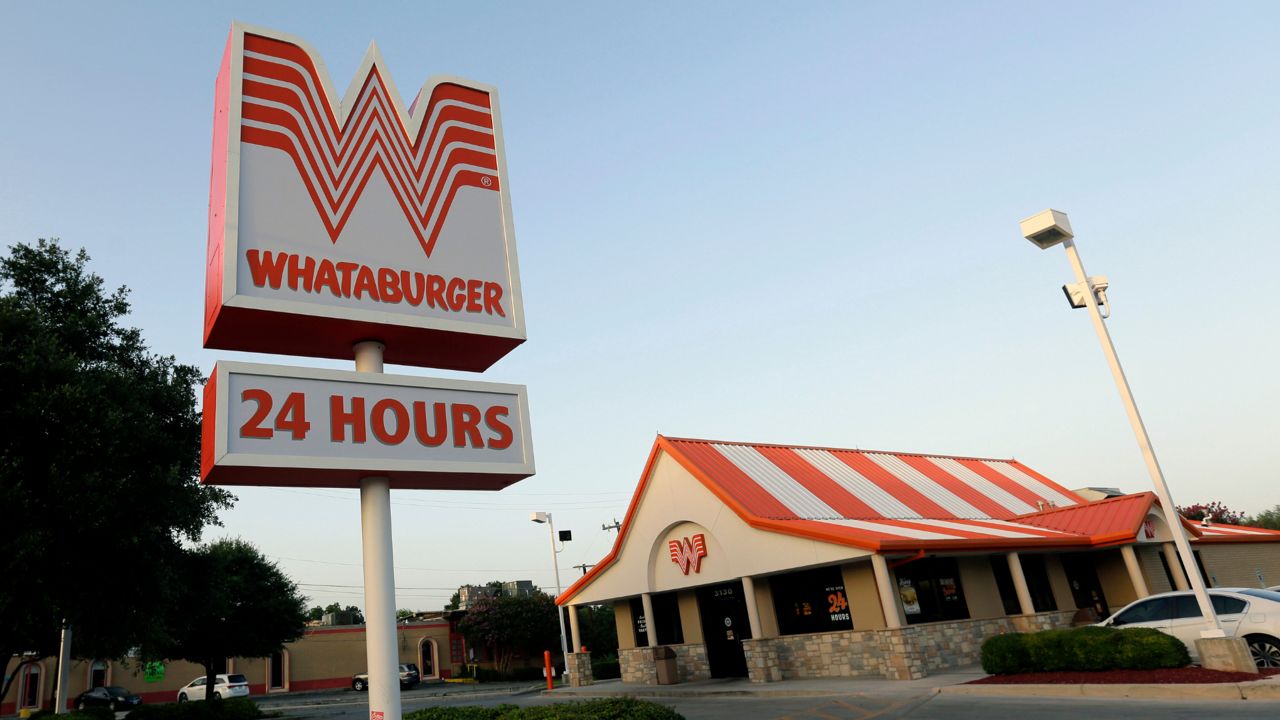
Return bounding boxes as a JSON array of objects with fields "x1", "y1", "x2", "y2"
[
  {"x1": 1163, "y1": 542, "x2": 1189, "y2": 590},
  {"x1": 1121, "y1": 545, "x2": 1150, "y2": 598},
  {"x1": 568, "y1": 604, "x2": 583, "y2": 652},
  {"x1": 1007, "y1": 552, "x2": 1036, "y2": 615},
  {"x1": 54, "y1": 624, "x2": 72, "y2": 714},
  {"x1": 741, "y1": 576, "x2": 763, "y2": 639},
  {"x1": 356, "y1": 341, "x2": 401, "y2": 720},
  {"x1": 871, "y1": 555, "x2": 903, "y2": 629},
  {"x1": 640, "y1": 593, "x2": 658, "y2": 647}
]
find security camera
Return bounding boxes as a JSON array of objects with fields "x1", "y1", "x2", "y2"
[
  {"x1": 1062, "y1": 275, "x2": 1109, "y2": 309},
  {"x1": 1020, "y1": 209, "x2": 1074, "y2": 249}
]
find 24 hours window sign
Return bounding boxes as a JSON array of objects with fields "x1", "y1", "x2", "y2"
[
  {"x1": 201, "y1": 361, "x2": 534, "y2": 490},
  {"x1": 203, "y1": 22, "x2": 526, "y2": 372}
]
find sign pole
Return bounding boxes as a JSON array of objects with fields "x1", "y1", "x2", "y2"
[{"x1": 355, "y1": 341, "x2": 402, "y2": 720}]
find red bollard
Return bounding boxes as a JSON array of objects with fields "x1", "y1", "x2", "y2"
[{"x1": 544, "y1": 650, "x2": 554, "y2": 690}]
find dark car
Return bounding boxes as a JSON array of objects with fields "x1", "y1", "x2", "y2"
[
  {"x1": 352, "y1": 664, "x2": 419, "y2": 691},
  {"x1": 75, "y1": 686, "x2": 142, "y2": 712}
]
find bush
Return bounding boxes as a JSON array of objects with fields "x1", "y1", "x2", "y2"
[
  {"x1": 980, "y1": 633, "x2": 1030, "y2": 674},
  {"x1": 1114, "y1": 627, "x2": 1191, "y2": 669},
  {"x1": 979, "y1": 625, "x2": 1190, "y2": 674},
  {"x1": 127, "y1": 698, "x2": 265, "y2": 720},
  {"x1": 592, "y1": 657, "x2": 621, "y2": 680},
  {"x1": 405, "y1": 699, "x2": 682, "y2": 720}
]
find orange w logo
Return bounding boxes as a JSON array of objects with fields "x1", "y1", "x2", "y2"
[{"x1": 668, "y1": 534, "x2": 707, "y2": 575}]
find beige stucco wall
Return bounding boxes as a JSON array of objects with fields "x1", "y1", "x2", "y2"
[
  {"x1": 1197, "y1": 542, "x2": 1280, "y2": 588},
  {"x1": 614, "y1": 599, "x2": 636, "y2": 650},
  {"x1": 753, "y1": 577, "x2": 779, "y2": 637},
  {"x1": 958, "y1": 556, "x2": 1004, "y2": 619},
  {"x1": 1095, "y1": 549, "x2": 1140, "y2": 610},
  {"x1": 842, "y1": 561, "x2": 886, "y2": 631},
  {"x1": 1045, "y1": 555, "x2": 1075, "y2": 610},
  {"x1": 567, "y1": 451, "x2": 873, "y2": 606},
  {"x1": 678, "y1": 590, "x2": 703, "y2": 644}
]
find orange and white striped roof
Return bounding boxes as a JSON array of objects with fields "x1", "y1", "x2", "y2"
[{"x1": 657, "y1": 436, "x2": 1280, "y2": 551}]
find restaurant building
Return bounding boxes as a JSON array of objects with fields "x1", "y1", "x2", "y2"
[{"x1": 554, "y1": 436, "x2": 1280, "y2": 685}]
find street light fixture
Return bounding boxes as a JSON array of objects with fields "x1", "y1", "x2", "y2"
[
  {"x1": 531, "y1": 512, "x2": 571, "y2": 675},
  {"x1": 1018, "y1": 208, "x2": 1225, "y2": 639}
]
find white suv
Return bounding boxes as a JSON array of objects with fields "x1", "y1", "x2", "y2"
[
  {"x1": 1098, "y1": 588, "x2": 1280, "y2": 668},
  {"x1": 176, "y1": 674, "x2": 251, "y2": 702}
]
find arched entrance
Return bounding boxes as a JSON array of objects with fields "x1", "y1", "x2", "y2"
[
  {"x1": 417, "y1": 638, "x2": 439, "y2": 680},
  {"x1": 19, "y1": 661, "x2": 43, "y2": 710}
]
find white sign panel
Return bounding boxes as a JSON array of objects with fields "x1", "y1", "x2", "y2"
[
  {"x1": 204, "y1": 23, "x2": 525, "y2": 371},
  {"x1": 202, "y1": 361, "x2": 533, "y2": 489}
]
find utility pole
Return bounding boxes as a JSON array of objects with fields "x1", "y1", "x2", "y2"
[
  {"x1": 601, "y1": 518, "x2": 621, "y2": 533},
  {"x1": 573, "y1": 563, "x2": 594, "y2": 575}
]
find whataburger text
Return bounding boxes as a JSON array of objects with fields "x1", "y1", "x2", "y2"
[{"x1": 245, "y1": 249, "x2": 508, "y2": 317}]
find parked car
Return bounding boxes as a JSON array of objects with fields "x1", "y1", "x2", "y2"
[
  {"x1": 176, "y1": 674, "x2": 251, "y2": 702},
  {"x1": 1097, "y1": 588, "x2": 1280, "y2": 668},
  {"x1": 75, "y1": 686, "x2": 142, "y2": 711},
  {"x1": 351, "y1": 664, "x2": 420, "y2": 691}
]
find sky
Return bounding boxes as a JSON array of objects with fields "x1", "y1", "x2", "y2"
[{"x1": 2, "y1": 1, "x2": 1278, "y2": 612}]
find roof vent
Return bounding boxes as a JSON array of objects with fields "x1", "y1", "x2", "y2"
[
  {"x1": 1202, "y1": 517, "x2": 1213, "y2": 527},
  {"x1": 1036, "y1": 501, "x2": 1045, "y2": 512}
]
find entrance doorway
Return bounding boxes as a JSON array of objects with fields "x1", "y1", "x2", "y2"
[
  {"x1": 1061, "y1": 553, "x2": 1110, "y2": 619},
  {"x1": 696, "y1": 582, "x2": 751, "y2": 678}
]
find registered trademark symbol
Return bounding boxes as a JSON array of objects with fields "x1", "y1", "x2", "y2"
[{"x1": 481, "y1": 176, "x2": 492, "y2": 187}]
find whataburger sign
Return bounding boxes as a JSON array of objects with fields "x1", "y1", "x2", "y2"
[
  {"x1": 201, "y1": 22, "x2": 533, "y2": 491},
  {"x1": 203, "y1": 23, "x2": 524, "y2": 371}
]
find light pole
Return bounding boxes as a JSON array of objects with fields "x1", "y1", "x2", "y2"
[
  {"x1": 531, "y1": 512, "x2": 571, "y2": 675},
  {"x1": 1018, "y1": 209, "x2": 1224, "y2": 638}
]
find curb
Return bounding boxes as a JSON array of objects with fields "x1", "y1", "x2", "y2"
[{"x1": 939, "y1": 679, "x2": 1280, "y2": 701}]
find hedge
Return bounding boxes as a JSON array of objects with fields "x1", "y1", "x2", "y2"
[
  {"x1": 125, "y1": 698, "x2": 266, "y2": 720},
  {"x1": 980, "y1": 626, "x2": 1190, "y2": 674},
  {"x1": 404, "y1": 698, "x2": 683, "y2": 720}
]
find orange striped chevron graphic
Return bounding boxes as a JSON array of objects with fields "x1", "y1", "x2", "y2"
[{"x1": 234, "y1": 30, "x2": 501, "y2": 258}]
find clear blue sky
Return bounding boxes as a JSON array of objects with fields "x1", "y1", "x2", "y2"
[{"x1": 3, "y1": 1, "x2": 1278, "y2": 610}]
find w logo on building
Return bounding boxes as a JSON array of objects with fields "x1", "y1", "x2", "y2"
[{"x1": 668, "y1": 534, "x2": 708, "y2": 575}]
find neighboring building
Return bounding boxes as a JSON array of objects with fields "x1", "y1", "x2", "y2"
[
  {"x1": 554, "y1": 435, "x2": 1280, "y2": 685},
  {"x1": 456, "y1": 580, "x2": 535, "y2": 609},
  {"x1": 2, "y1": 618, "x2": 461, "y2": 715}
]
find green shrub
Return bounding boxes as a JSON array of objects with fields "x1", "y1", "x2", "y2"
[
  {"x1": 1114, "y1": 627, "x2": 1191, "y2": 669},
  {"x1": 979, "y1": 625, "x2": 1189, "y2": 674},
  {"x1": 126, "y1": 698, "x2": 264, "y2": 720},
  {"x1": 592, "y1": 654, "x2": 621, "y2": 680},
  {"x1": 405, "y1": 700, "x2": 682, "y2": 720},
  {"x1": 1024, "y1": 629, "x2": 1073, "y2": 672},
  {"x1": 980, "y1": 633, "x2": 1029, "y2": 674},
  {"x1": 404, "y1": 706, "x2": 519, "y2": 720}
]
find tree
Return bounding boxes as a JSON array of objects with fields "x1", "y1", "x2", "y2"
[
  {"x1": 0, "y1": 239, "x2": 231, "y2": 701},
  {"x1": 456, "y1": 592, "x2": 560, "y2": 675},
  {"x1": 154, "y1": 539, "x2": 307, "y2": 699},
  {"x1": 1249, "y1": 505, "x2": 1280, "y2": 531},
  {"x1": 1177, "y1": 501, "x2": 1245, "y2": 525},
  {"x1": 396, "y1": 608, "x2": 416, "y2": 622},
  {"x1": 577, "y1": 604, "x2": 619, "y2": 657}
]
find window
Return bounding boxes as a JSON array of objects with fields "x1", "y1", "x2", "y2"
[
  {"x1": 630, "y1": 593, "x2": 684, "y2": 646},
  {"x1": 1114, "y1": 597, "x2": 1172, "y2": 625},
  {"x1": 895, "y1": 557, "x2": 969, "y2": 625},
  {"x1": 1211, "y1": 595, "x2": 1247, "y2": 616},
  {"x1": 770, "y1": 566, "x2": 854, "y2": 635}
]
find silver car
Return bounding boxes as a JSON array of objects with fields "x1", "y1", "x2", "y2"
[{"x1": 1098, "y1": 588, "x2": 1280, "y2": 668}]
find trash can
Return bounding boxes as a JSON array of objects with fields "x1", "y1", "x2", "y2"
[{"x1": 654, "y1": 646, "x2": 678, "y2": 685}]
